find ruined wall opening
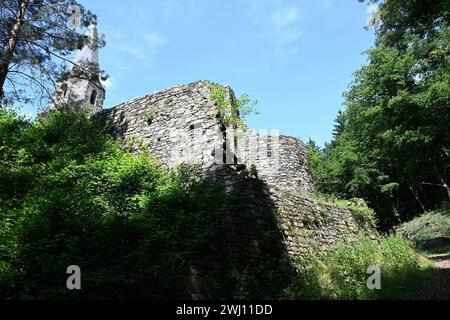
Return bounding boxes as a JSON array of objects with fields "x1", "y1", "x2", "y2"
[{"x1": 90, "y1": 90, "x2": 97, "y2": 105}]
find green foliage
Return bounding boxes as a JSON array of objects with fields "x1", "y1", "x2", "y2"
[
  {"x1": 125, "y1": 134, "x2": 149, "y2": 154},
  {"x1": 146, "y1": 112, "x2": 154, "y2": 126},
  {"x1": 283, "y1": 235, "x2": 435, "y2": 300},
  {"x1": 249, "y1": 164, "x2": 258, "y2": 178},
  {"x1": 219, "y1": 253, "x2": 297, "y2": 300},
  {"x1": 360, "y1": 0, "x2": 449, "y2": 49},
  {"x1": 314, "y1": 193, "x2": 378, "y2": 228},
  {"x1": 0, "y1": 108, "x2": 298, "y2": 300},
  {"x1": 207, "y1": 82, "x2": 258, "y2": 129},
  {"x1": 396, "y1": 203, "x2": 450, "y2": 250},
  {"x1": 0, "y1": 108, "x2": 233, "y2": 299},
  {"x1": 308, "y1": 1, "x2": 450, "y2": 230}
]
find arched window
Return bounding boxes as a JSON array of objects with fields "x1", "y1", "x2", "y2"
[{"x1": 90, "y1": 90, "x2": 97, "y2": 105}]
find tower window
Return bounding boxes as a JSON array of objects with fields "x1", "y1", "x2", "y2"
[{"x1": 90, "y1": 90, "x2": 97, "y2": 105}]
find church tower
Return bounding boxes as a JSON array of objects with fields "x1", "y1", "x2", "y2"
[{"x1": 41, "y1": 22, "x2": 105, "y2": 117}]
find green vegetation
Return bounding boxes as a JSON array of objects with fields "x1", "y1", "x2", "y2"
[
  {"x1": 207, "y1": 82, "x2": 258, "y2": 129},
  {"x1": 314, "y1": 193, "x2": 378, "y2": 228},
  {"x1": 283, "y1": 235, "x2": 435, "y2": 300},
  {"x1": 0, "y1": 108, "x2": 296, "y2": 300},
  {"x1": 249, "y1": 164, "x2": 258, "y2": 178},
  {"x1": 0, "y1": 0, "x2": 446, "y2": 301},
  {"x1": 306, "y1": 1, "x2": 449, "y2": 298},
  {"x1": 396, "y1": 203, "x2": 450, "y2": 252},
  {"x1": 0, "y1": 108, "x2": 231, "y2": 299},
  {"x1": 308, "y1": 0, "x2": 450, "y2": 230},
  {"x1": 146, "y1": 112, "x2": 154, "y2": 126}
]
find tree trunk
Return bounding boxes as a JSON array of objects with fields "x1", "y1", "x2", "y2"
[
  {"x1": 409, "y1": 185, "x2": 426, "y2": 213},
  {"x1": 438, "y1": 175, "x2": 450, "y2": 201},
  {"x1": 421, "y1": 175, "x2": 450, "y2": 201},
  {"x1": 0, "y1": 0, "x2": 29, "y2": 99}
]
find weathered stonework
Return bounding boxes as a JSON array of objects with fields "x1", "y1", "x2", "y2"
[
  {"x1": 102, "y1": 80, "x2": 375, "y2": 259},
  {"x1": 104, "y1": 81, "x2": 224, "y2": 170}
]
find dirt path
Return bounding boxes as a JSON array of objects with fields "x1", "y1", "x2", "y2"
[{"x1": 416, "y1": 254, "x2": 450, "y2": 300}]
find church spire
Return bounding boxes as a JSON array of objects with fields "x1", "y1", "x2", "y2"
[
  {"x1": 40, "y1": 21, "x2": 105, "y2": 118},
  {"x1": 73, "y1": 22, "x2": 99, "y2": 67}
]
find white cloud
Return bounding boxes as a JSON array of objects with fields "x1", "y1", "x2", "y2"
[
  {"x1": 249, "y1": 1, "x2": 302, "y2": 60},
  {"x1": 145, "y1": 31, "x2": 168, "y2": 47},
  {"x1": 270, "y1": 6, "x2": 299, "y2": 29},
  {"x1": 114, "y1": 30, "x2": 168, "y2": 62},
  {"x1": 118, "y1": 46, "x2": 147, "y2": 61}
]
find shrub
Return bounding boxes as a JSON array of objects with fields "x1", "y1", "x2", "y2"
[
  {"x1": 396, "y1": 203, "x2": 450, "y2": 251},
  {"x1": 207, "y1": 82, "x2": 258, "y2": 129},
  {"x1": 282, "y1": 235, "x2": 434, "y2": 300},
  {"x1": 0, "y1": 109, "x2": 231, "y2": 299},
  {"x1": 0, "y1": 108, "x2": 295, "y2": 300},
  {"x1": 314, "y1": 193, "x2": 378, "y2": 228}
]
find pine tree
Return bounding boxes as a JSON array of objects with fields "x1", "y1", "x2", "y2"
[
  {"x1": 0, "y1": 0, "x2": 103, "y2": 107},
  {"x1": 332, "y1": 110, "x2": 346, "y2": 139}
]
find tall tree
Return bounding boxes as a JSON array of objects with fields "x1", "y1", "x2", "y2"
[
  {"x1": 0, "y1": 0, "x2": 103, "y2": 107},
  {"x1": 311, "y1": 0, "x2": 450, "y2": 229},
  {"x1": 360, "y1": 0, "x2": 450, "y2": 49}
]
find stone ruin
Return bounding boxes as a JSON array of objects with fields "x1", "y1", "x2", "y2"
[
  {"x1": 41, "y1": 26, "x2": 377, "y2": 298},
  {"x1": 102, "y1": 80, "x2": 375, "y2": 258}
]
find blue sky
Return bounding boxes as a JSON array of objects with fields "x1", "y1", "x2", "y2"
[{"x1": 76, "y1": 0, "x2": 376, "y2": 146}]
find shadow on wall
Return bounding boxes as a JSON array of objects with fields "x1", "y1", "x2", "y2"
[
  {"x1": 186, "y1": 164, "x2": 298, "y2": 300},
  {"x1": 91, "y1": 93, "x2": 300, "y2": 299}
]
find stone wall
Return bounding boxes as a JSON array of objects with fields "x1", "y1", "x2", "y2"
[
  {"x1": 101, "y1": 80, "x2": 375, "y2": 260},
  {"x1": 103, "y1": 81, "x2": 314, "y2": 195},
  {"x1": 269, "y1": 186, "x2": 376, "y2": 256},
  {"x1": 209, "y1": 165, "x2": 375, "y2": 258},
  {"x1": 238, "y1": 131, "x2": 314, "y2": 196},
  {"x1": 103, "y1": 81, "x2": 226, "y2": 170}
]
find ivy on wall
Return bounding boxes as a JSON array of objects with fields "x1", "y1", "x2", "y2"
[{"x1": 207, "y1": 81, "x2": 258, "y2": 130}]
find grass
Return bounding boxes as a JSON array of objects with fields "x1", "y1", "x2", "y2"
[
  {"x1": 396, "y1": 203, "x2": 450, "y2": 251},
  {"x1": 281, "y1": 235, "x2": 436, "y2": 300},
  {"x1": 281, "y1": 201, "x2": 448, "y2": 299},
  {"x1": 314, "y1": 193, "x2": 378, "y2": 229}
]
